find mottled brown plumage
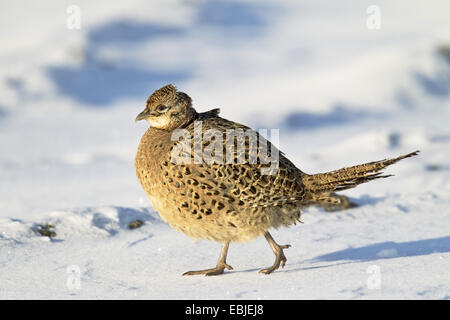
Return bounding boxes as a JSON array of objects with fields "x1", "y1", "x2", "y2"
[{"x1": 135, "y1": 84, "x2": 419, "y2": 276}]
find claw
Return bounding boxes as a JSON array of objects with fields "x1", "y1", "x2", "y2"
[
  {"x1": 223, "y1": 263, "x2": 233, "y2": 270},
  {"x1": 183, "y1": 262, "x2": 233, "y2": 276},
  {"x1": 182, "y1": 242, "x2": 232, "y2": 276},
  {"x1": 259, "y1": 232, "x2": 291, "y2": 274}
]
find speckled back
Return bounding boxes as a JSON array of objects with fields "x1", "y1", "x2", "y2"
[{"x1": 135, "y1": 111, "x2": 304, "y2": 242}]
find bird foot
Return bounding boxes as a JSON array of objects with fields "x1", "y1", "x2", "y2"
[
  {"x1": 182, "y1": 262, "x2": 233, "y2": 276},
  {"x1": 259, "y1": 244, "x2": 291, "y2": 275}
]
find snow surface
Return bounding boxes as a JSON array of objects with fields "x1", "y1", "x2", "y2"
[{"x1": 0, "y1": 0, "x2": 449, "y2": 299}]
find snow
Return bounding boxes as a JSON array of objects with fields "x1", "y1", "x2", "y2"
[{"x1": 0, "y1": 0, "x2": 449, "y2": 299}]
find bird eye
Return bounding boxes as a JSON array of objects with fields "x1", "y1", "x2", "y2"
[{"x1": 156, "y1": 104, "x2": 169, "y2": 112}]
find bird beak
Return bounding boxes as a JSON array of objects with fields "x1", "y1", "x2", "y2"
[{"x1": 135, "y1": 108, "x2": 151, "y2": 122}]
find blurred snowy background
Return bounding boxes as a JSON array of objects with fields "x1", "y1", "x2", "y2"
[{"x1": 0, "y1": 0, "x2": 449, "y2": 299}]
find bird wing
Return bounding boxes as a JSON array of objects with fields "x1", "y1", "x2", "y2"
[{"x1": 178, "y1": 114, "x2": 306, "y2": 209}]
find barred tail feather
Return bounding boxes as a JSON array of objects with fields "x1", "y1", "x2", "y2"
[{"x1": 303, "y1": 151, "x2": 420, "y2": 199}]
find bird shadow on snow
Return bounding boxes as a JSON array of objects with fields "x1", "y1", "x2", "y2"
[
  {"x1": 270, "y1": 236, "x2": 450, "y2": 274},
  {"x1": 313, "y1": 236, "x2": 450, "y2": 263}
]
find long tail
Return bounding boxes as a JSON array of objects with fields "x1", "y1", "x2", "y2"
[{"x1": 302, "y1": 150, "x2": 419, "y2": 204}]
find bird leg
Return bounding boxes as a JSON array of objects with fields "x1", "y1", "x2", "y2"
[
  {"x1": 259, "y1": 232, "x2": 291, "y2": 274},
  {"x1": 183, "y1": 241, "x2": 233, "y2": 276}
]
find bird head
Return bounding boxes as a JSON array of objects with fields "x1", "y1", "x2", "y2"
[{"x1": 136, "y1": 84, "x2": 196, "y2": 130}]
